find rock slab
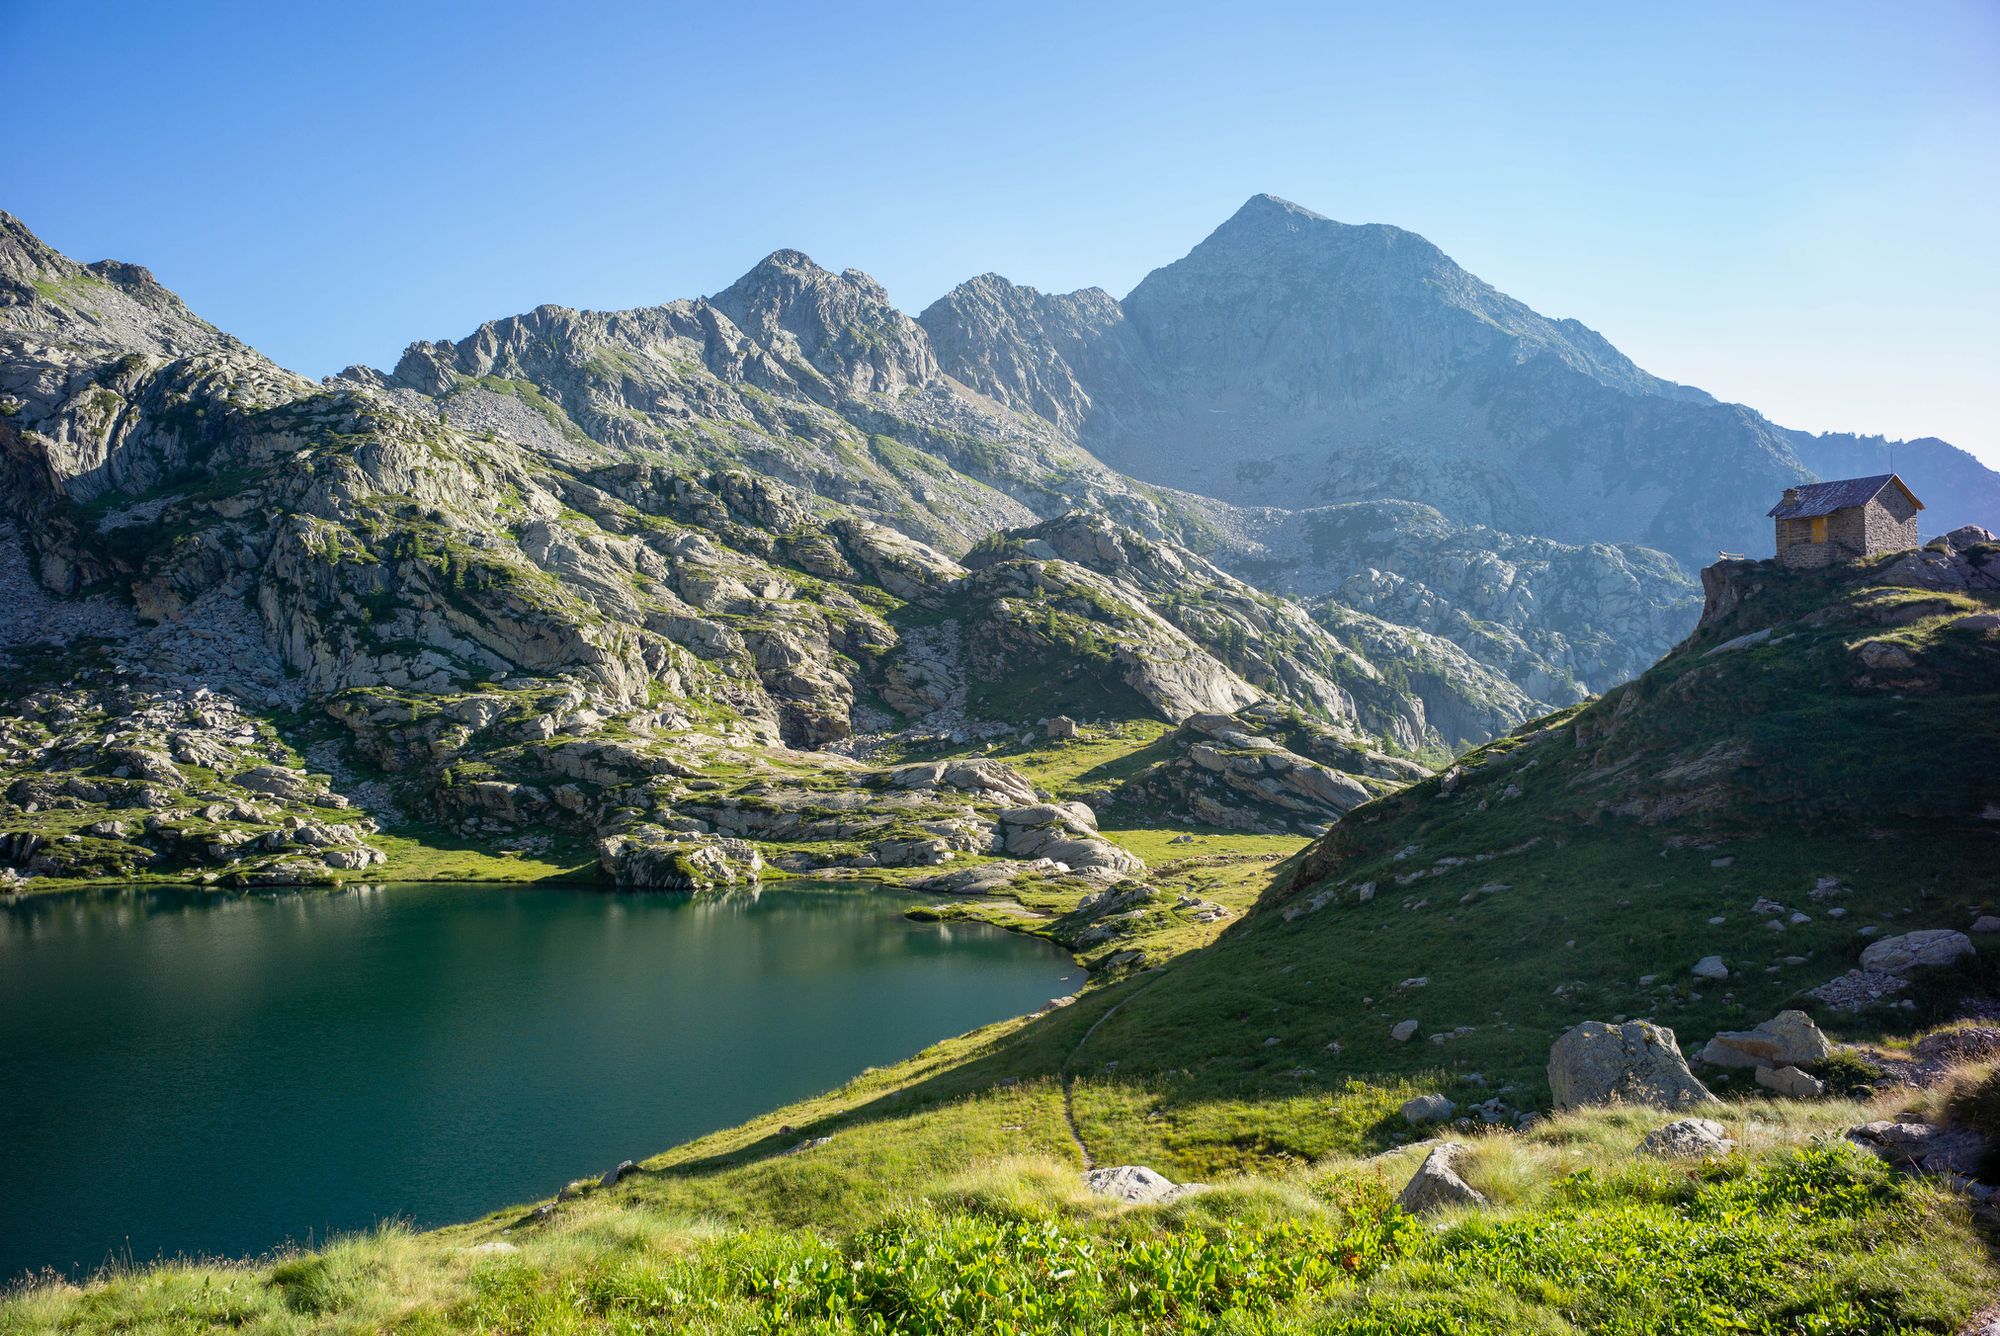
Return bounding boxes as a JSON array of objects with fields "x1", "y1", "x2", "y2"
[
  {"x1": 1698, "y1": 1010, "x2": 1830, "y2": 1070},
  {"x1": 1858, "y1": 929, "x2": 1975, "y2": 976}
]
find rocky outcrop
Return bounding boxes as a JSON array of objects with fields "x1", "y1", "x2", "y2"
[
  {"x1": 881, "y1": 758, "x2": 1039, "y2": 808},
  {"x1": 954, "y1": 555, "x2": 1259, "y2": 723},
  {"x1": 1547, "y1": 1021, "x2": 1717, "y2": 1112},
  {"x1": 975, "y1": 510, "x2": 1489, "y2": 747},
  {"x1": 1116, "y1": 705, "x2": 1421, "y2": 834},
  {"x1": 597, "y1": 826, "x2": 764, "y2": 890},
  {"x1": 995, "y1": 803, "x2": 1141, "y2": 876}
]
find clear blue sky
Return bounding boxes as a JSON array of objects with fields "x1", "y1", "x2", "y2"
[{"x1": 6, "y1": 0, "x2": 1996, "y2": 462}]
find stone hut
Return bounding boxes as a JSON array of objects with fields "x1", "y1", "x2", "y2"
[{"x1": 1768, "y1": 474, "x2": 1923, "y2": 569}]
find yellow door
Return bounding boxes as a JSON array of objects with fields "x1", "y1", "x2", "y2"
[{"x1": 1809, "y1": 515, "x2": 1827, "y2": 543}]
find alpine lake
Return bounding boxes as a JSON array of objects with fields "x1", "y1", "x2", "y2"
[{"x1": 0, "y1": 881, "x2": 1076, "y2": 1280}]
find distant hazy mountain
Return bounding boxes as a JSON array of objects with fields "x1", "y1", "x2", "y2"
[{"x1": 921, "y1": 194, "x2": 1999, "y2": 569}]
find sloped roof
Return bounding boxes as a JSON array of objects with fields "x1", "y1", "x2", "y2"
[{"x1": 1767, "y1": 474, "x2": 1924, "y2": 520}]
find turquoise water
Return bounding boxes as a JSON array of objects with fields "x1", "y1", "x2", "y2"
[{"x1": 0, "y1": 882, "x2": 1075, "y2": 1281}]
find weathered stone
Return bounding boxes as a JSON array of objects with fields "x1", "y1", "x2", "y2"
[
  {"x1": 1858, "y1": 929, "x2": 1975, "y2": 976},
  {"x1": 1390, "y1": 1019, "x2": 1420, "y2": 1042},
  {"x1": 1083, "y1": 1165, "x2": 1201, "y2": 1205},
  {"x1": 1691, "y1": 955, "x2": 1729, "y2": 981},
  {"x1": 1400, "y1": 1094, "x2": 1456, "y2": 1125},
  {"x1": 1638, "y1": 1118, "x2": 1736, "y2": 1159},
  {"x1": 1855, "y1": 640, "x2": 1915, "y2": 671},
  {"x1": 1698, "y1": 1010, "x2": 1830, "y2": 1070},
  {"x1": 1847, "y1": 1120, "x2": 1987, "y2": 1178},
  {"x1": 1754, "y1": 1064, "x2": 1825, "y2": 1098},
  {"x1": 1395, "y1": 1142, "x2": 1487, "y2": 1214},
  {"x1": 995, "y1": 802, "x2": 1142, "y2": 875},
  {"x1": 1547, "y1": 1020, "x2": 1717, "y2": 1112}
]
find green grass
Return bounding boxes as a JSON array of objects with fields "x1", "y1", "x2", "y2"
[
  {"x1": 368, "y1": 829, "x2": 599, "y2": 883},
  {"x1": 982, "y1": 718, "x2": 1176, "y2": 801},
  {"x1": 7, "y1": 1107, "x2": 1989, "y2": 1333}
]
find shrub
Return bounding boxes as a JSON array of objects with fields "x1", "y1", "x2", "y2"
[{"x1": 1816, "y1": 1049, "x2": 1884, "y2": 1099}]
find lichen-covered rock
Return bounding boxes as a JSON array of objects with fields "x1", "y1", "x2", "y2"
[{"x1": 1547, "y1": 1020, "x2": 1717, "y2": 1112}]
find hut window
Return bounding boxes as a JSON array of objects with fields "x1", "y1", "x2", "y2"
[{"x1": 1809, "y1": 515, "x2": 1827, "y2": 543}]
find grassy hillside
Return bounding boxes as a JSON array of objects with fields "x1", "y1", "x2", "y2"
[{"x1": 9, "y1": 550, "x2": 2000, "y2": 1331}]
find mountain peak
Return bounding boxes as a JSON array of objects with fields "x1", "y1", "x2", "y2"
[
  {"x1": 710, "y1": 248, "x2": 932, "y2": 395},
  {"x1": 1229, "y1": 193, "x2": 1332, "y2": 225},
  {"x1": 0, "y1": 209, "x2": 74, "y2": 289},
  {"x1": 748, "y1": 247, "x2": 823, "y2": 275}
]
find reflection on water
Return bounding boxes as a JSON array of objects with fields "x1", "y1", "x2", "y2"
[{"x1": 0, "y1": 882, "x2": 1073, "y2": 1279}]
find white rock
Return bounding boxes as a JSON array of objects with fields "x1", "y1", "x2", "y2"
[
  {"x1": 1697, "y1": 1010, "x2": 1830, "y2": 1069},
  {"x1": 1638, "y1": 1118, "x2": 1736, "y2": 1158},
  {"x1": 1859, "y1": 929, "x2": 1975, "y2": 976},
  {"x1": 1400, "y1": 1094, "x2": 1456, "y2": 1125},
  {"x1": 1084, "y1": 1165, "x2": 1200, "y2": 1205},
  {"x1": 1755, "y1": 1065, "x2": 1826, "y2": 1099}
]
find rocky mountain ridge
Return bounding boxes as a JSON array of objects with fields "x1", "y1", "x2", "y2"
[
  {"x1": 920, "y1": 193, "x2": 1998, "y2": 571},
  {"x1": 2, "y1": 198, "x2": 1990, "y2": 898},
  {"x1": 0, "y1": 209, "x2": 1506, "y2": 897},
  {"x1": 343, "y1": 208, "x2": 1712, "y2": 707}
]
